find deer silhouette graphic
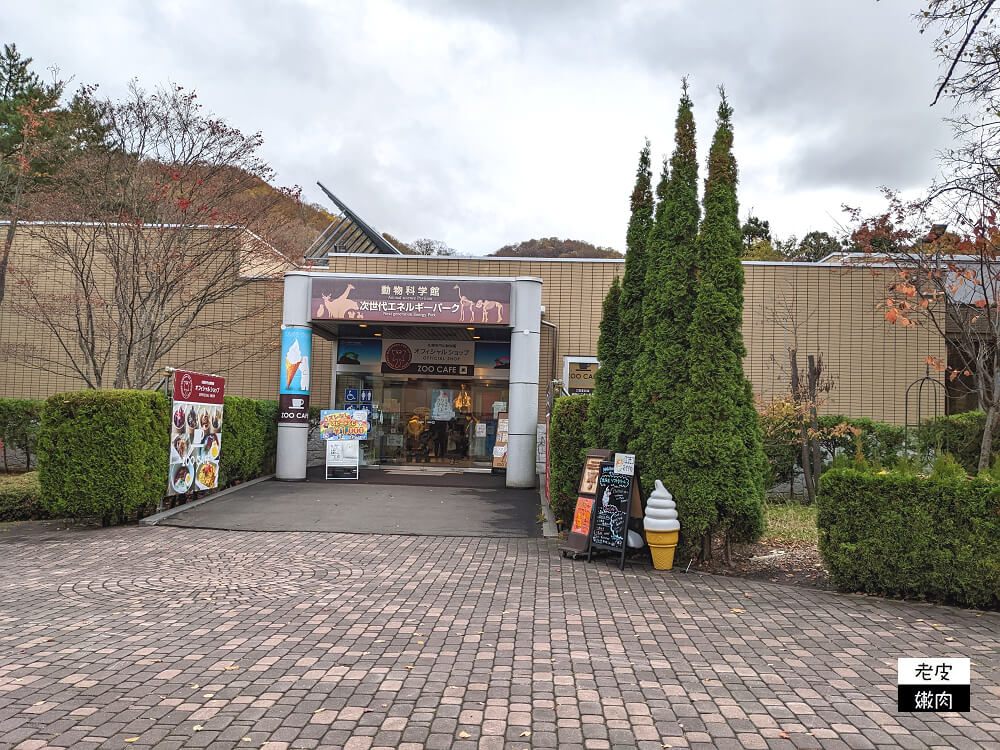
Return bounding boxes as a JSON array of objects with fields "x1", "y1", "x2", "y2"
[
  {"x1": 475, "y1": 299, "x2": 504, "y2": 323},
  {"x1": 453, "y1": 285, "x2": 476, "y2": 322}
]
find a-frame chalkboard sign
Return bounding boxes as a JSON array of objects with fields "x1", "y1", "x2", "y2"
[
  {"x1": 558, "y1": 449, "x2": 612, "y2": 559},
  {"x1": 587, "y1": 460, "x2": 641, "y2": 570}
]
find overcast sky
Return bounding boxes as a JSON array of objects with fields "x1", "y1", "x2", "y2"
[{"x1": 11, "y1": 1, "x2": 952, "y2": 254}]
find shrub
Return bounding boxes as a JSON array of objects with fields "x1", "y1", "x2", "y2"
[
  {"x1": 757, "y1": 398, "x2": 800, "y2": 486},
  {"x1": 816, "y1": 415, "x2": 905, "y2": 467},
  {"x1": 549, "y1": 395, "x2": 591, "y2": 527},
  {"x1": 817, "y1": 469, "x2": 1000, "y2": 609},
  {"x1": 258, "y1": 399, "x2": 279, "y2": 474},
  {"x1": 0, "y1": 471, "x2": 46, "y2": 521},
  {"x1": 37, "y1": 390, "x2": 169, "y2": 525},
  {"x1": 0, "y1": 399, "x2": 43, "y2": 471},
  {"x1": 917, "y1": 411, "x2": 1000, "y2": 473},
  {"x1": 219, "y1": 395, "x2": 269, "y2": 485}
]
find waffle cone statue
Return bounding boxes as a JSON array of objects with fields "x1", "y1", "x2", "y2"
[{"x1": 644, "y1": 479, "x2": 680, "y2": 570}]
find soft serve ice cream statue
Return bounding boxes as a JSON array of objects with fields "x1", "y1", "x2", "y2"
[{"x1": 644, "y1": 479, "x2": 681, "y2": 570}]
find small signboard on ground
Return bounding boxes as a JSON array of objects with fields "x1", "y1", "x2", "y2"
[
  {"x1": 558, "y1": 448, "x2": 613, "y2": 559},
  {"x1": 587, "y1": 457, "x2": 641, "y2": 570}
]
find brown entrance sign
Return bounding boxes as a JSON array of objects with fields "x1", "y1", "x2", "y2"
[{"x1": 311, "y1": 278, "x2": 512, "y2": 325}]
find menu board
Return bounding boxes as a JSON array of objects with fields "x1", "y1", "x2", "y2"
[
  {"x1": 557, "y1": 448, "x2": 612, "y2": 558},
  {"x1": 167, "y1": 370, "x2": 225, "y2": 496},
  {"x1": 590, "y1": 463, "x2": 631, "y2": 548},
  {"x1": 587, "y1": 460, "x2": 641, "y2": 569}
]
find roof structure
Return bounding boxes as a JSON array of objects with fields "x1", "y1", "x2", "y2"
[{"x1": 303, "y1": 182, "x2": 402, "y2": 263}]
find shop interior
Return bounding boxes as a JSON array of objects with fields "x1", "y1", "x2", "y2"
[{"x1": 319, "y1": 323, "x2": 512, "y2": 468}]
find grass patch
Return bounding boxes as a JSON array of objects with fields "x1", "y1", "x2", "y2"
[
  {"x1": 763, "y1": 500, "x2": 818, "y2": 545},
  {"x1": 0, "y1": 471, "x2": 46, "y2": 521}
]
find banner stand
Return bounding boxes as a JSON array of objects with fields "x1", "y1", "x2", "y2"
[{"x1": 319, "y1": 409, "x2": 369, "y2": 481}]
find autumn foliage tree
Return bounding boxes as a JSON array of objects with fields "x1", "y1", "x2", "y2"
[
  {"x1": 847, "y1": 190, "x2": 1000, "y2": 470},
  {"x1": 6, "y1": 82, "x2": 298, "y2": 389}
]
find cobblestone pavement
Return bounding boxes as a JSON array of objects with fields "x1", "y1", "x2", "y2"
[{"x1": 0, "y1": 526, "x2": 998, "y2": 750}]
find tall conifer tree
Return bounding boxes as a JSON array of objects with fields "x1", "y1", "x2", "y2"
[
  {"x1": 609, "y1": 141, "x2": 654, "y2": 451},
  {"x1": 630, "y1": 82, "x2": 700, "y2": 487},
  {"x1": 672, "y1": 91, "x2": 765, "y2": 559},
  {"x1": 583, "y1": 275, "x2": 621, "y2": 450}
]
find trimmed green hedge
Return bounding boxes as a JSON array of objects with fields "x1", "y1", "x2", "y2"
[
  {"x1": 219, "y1": 395, "x2": 271, "y2": 485},
  {"x1": 817, "y1": 469, "x2": 1000, "y2": 609},
  {"x1": 0, "y1": 471, "x2": 45, "y2": 521},
  {"x1": 917, "y1": 411, "x2": 1000, "y2": 473},
  {"x1": 0, "y1": 399, "x2": 43, "y2": 471},
  {"x1": 549, "y1": 395, "x2": 591, "y2": 526},
  {"x1": 37, "y1": 390, "x2": 170, "y2": 525}
]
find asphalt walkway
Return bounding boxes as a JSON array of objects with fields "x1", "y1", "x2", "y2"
[
  {"x1": 158, "y1": 468, "x2": 541, "y2": 537},
  {"x1": 0, "y1": 525, "x2": 997, "y2": 749}
]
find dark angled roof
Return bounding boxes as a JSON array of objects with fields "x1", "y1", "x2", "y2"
[{"x1": 303, "y1": 182, "x2": 402, "y2": 263}]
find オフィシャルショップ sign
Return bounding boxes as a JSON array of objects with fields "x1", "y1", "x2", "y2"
[
  {"x1": 168, "y1": 370, "x2": 225, "y2": 497},
  {"x1": 381, "y1": 340, "x2": 475, "y2": 377},
  {"x1": 311, "y1": 278, "x2": 511, "y2": 325}
]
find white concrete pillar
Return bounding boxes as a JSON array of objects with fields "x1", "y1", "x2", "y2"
[
  {"x1": 506, "y1": 277, "x2": 542, "y2": 488},
  {"x1": 276, "y1": 272, "x2": 312, "y2": 481}
]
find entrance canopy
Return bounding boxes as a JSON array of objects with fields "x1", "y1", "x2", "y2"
[{"x1": 276, "y1": 271, "x2": 542, "y2": 489}]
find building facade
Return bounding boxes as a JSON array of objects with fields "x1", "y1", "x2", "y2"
[{"x1": 0, "y1": 226, "x2": 947, "y2": 485}]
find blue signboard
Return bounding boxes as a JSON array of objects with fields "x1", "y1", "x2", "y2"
[
  {"x1": 360, "y1": 389, "x2": 373, "y2": 404},
  {"x1": 345, "y1": 388, "x2": 359, "y2": 402},
  {"x1": 353, "y1": 404, "x2": 373, "y2": 419}
]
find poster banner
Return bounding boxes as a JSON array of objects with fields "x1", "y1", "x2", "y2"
[
  {"x1": 312, "y1": 277, "x2": 512, "y2": 324},
  {"x1": 431, "y1": 389, "x2": 456, "y2": 421},
  {"x1": 319, "y1": 410, "x2": 370, "y2": 441},
  {"x1": 336, "y1": 338, "x2": 382, "y2": 371},
  {"x1": 279, "y1": 327, "x2": 311, "y2": 424},
  {"x1": 474, "y1": 342, "x2": 511, "y2": 378},
  {"x1": 167, "y1": 370, "x2": 225, "y2": 497},
  {"x1": 280, "y1": 327, "x2": 311, "y2": 394},
  {"x1": 382, "y1": 340, "x2": 475, "y2": 377}
]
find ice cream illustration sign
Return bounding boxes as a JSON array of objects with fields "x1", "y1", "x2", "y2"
[{"x1": 279, "y1": 327, "x2": 311, "y2": 424}]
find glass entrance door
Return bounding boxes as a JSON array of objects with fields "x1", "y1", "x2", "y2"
[{"x1": 374, "y1": 378, "x2": 507, "y2": 467}]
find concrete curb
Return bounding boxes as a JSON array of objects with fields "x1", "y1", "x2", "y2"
[
  {"x1": 141, "y1": 474, "x2": 275, "y2": 526},
  {"x1": 538, "y1": 478, "x2": 559, "y2": 538}
]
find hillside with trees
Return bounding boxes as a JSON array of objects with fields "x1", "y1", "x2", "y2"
[{"x1": 490, "y1": 237, "x2": 622, "y2": 259}]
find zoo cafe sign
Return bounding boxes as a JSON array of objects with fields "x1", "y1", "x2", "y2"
[{"x1": 311, "y1": 277, "x2": 512, "y2": 325}]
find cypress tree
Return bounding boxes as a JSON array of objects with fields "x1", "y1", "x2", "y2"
[
  {"x1": 610, "y1": 141, "x2": 655, "y2": 451},
  {"x1": 583, "y1": 275, "x2": 621, "y2": 450},
  {"x1": 630, "y1": 82, "x2": 700, "y2": 489},
  {"x1": 672, "y1": 90, "x2": 765, "y2": 559}
]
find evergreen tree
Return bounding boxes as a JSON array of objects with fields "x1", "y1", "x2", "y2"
[
  {"x1": 630, "y1": 82, "x2": 700, "y2": 489},
  {"x1": 583, "y1": 275, "x2": 621, "y2": 449},
  {"x1": 671, "y1": 90, "x2": 765, "y2": 559},
  {"x1": 609, "y1": 140, "x2": 654, "y2": 451}
]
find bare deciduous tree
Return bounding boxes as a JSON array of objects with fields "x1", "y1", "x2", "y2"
[{"x1": 5, "y1": 82, "x2": 298, "y2": 389}]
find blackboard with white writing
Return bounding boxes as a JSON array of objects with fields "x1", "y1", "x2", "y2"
[{"x1": 587, "y1": 461, "x2": 634, "y2": 568}]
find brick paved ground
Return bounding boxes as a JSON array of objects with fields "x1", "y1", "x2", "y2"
[{"x1": 0, "y1": 526, "x2": 997, "y2": 750}]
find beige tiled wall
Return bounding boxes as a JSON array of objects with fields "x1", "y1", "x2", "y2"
[{"x1": 0, "y1": 233, "x2": 945, "y2": 425}]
